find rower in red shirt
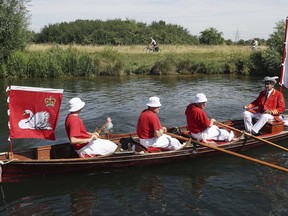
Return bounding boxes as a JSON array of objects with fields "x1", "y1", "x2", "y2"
[
  {"x1": 185, "y1": 93, "x2": 235, "y2": 142},
  {"x1": 65, "y1": 97, "x2": 118, "y2": 157},
  {"x1": 137, "y1": 96, "x2": 182, "y2": 150}
]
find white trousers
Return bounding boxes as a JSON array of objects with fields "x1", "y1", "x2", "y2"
[
  {"x1": 139, "y1": 134, "x2": 182, "y2": 150},
  {"x1": 243, "y1": 111, "x2": 274, "y2": 133},
  {"x1": 76, "y1": 138, "x2": 118, "y2": 157},
  {"x1": 191, "y1": 125, "x2": 233, "y2": 142}
]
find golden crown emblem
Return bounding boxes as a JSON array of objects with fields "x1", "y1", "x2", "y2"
[{"x1": 45, "y1": 96, "x2": 56, "y2": 107}]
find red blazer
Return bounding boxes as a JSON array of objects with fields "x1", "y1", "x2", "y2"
[{"x1": 247, "y1": 88, "x2": 285, "y2": 121}]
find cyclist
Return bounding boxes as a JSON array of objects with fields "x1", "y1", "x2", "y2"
[
  {"x1": 150, "y1": 37, "x2": 157, "y2": 50},
  {"x1": 251, "y1": 38, "x2": 259, "y2": 50}
]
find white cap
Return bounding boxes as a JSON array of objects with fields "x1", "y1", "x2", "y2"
[
  {"x1": 263, "y1": 76, "x2": 278, "y2": 84},
  {"x1": 146, "y1": 96, "x2": 161, "y2": 107},
  {"x1": 193, "y1": 93, "x2": 208, "y2": 103},
  {"x1": 69, "y1": 97, "x2": 85, "y2": 112}
]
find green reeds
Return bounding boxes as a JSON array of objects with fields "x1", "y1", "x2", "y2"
[{"x1": 0, "y1": 45, "x2": 253, "y2": 78}]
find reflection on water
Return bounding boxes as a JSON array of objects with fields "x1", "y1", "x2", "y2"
[
  {"x1": 0, "y1": 74, "x2": 270, "y2": 151},
  {"x1": 0, "y1": 156, "x2": 288, "y2": 215},
  {"x1": 1, "y1": 75, "x2": 288, "y2": 215}
]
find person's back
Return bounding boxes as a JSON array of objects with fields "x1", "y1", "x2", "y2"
[
  {"x1": 185, "y1": 93, "x2": 235, "y2": 142},
  {"x1": 137, "y1": 109, "x2": 161, "y2": 139},
  {"x1": 185, "y1": 103, "x2": 210, "y2": 134},
  {"x1": 137, "y1": 96, "x2": 182, "y2": 150},
  {"x1": 65, "y1": 97, "x2": 118, "y2": 157}
]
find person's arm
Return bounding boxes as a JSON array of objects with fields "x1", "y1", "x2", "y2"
[
  {"x1": 244, "y1": 92, "x2": 263, "y2": 110},
  {"x1": 69, "y1": 134, "x2": 98, "y2": 145},
  {"x1": 265, "y1": 92, "x2": 286, "y2": 114},
  {"x1": 209, "y1": 118, "x2": 216, "y2": 127},
  {"x1": 87, "y1": 131, "x2": 99, "y2": 137},
  {"x1": 155, "y1": 127, "x2": 167, "y2": 138}
]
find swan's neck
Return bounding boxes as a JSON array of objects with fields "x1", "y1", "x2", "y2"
[{"x1": 25, "y1": 111, "x2": 34, "y2": 123}]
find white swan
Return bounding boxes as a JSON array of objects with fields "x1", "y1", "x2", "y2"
[{"x1": 18, "y1": 109, "x2": 52, "y2": 130}]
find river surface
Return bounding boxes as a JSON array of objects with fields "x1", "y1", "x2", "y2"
[{"x1": 0, "y1": 75, "x2": 288, "y2": 215}]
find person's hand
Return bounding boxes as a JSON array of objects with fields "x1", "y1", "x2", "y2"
[
  {"x1": 93, "y1": 132, "x2": 100, "y2": 137},
  {"x1": 264, "y1": 110, "x2": 272, "y2": 114},
  {"x1": 243, "y1": 105, "x2": 248, "y2": 110},
  {"x1": 162, "y1": 127, "x2": 167, "y2": 132},
  {"x1": 90, "y1": 133, "x2": 98, "y2": 141}
]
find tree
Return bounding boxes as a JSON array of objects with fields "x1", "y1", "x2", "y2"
[
  {"x1": 249, "y1": 19, "x2": 285, "y2": 76},
  {"x1": 199, "y1": 27, "x2": 224, "y2": 45},
  {"x1": 0, "y1": 0, "x2": 31, "y2": 63},
  {"x1": 266, "y1": 19, "x2": 286, "y2": 55},
  {"x1": 34, "y1": 19, "x2": 200, "y2": 45}
]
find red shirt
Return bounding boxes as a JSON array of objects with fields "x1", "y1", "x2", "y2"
[
  {"x1": 65, "y1": 114, "x2": 90, "y2": 150},
  {"x1": 185, "y1": 103, "x2": 211, "y2": 133},
  {"x1": 137, "y1": 109, "x2": 162, "y2": 139}
]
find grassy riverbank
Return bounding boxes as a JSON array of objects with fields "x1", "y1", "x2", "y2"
[{"x1": 1, "y1": 44, "x2": 264, "y2": 78}]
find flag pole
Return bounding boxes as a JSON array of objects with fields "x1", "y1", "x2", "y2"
[
  {"x1": 9, "y1": 140, "x2": 13, "y2": 159},
  {"x1": 279, "y1": 16, "x2": 288, "y2": 92},
  {"x1": 7, "y1": 86, "x2": 14, "y2": 159}
]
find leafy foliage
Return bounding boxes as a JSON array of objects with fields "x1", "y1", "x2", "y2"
[
  {"x1": 0, "y1": 0, "x2": 31, "y2": 63},
  {"x1": 249, "y1": 18, "x2": 286, "y2": 76},
  {"x1": 199, "y1": 28, "x2": 225, "y2": 45},
  {"x1": 266, "y1": 20, "x2": 286, "y2": 55},
  {"x1": 33, "y1": 19, "x2": 200, "y2": 45}
]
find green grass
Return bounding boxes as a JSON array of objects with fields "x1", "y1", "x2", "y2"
[{"x1": 0, "y1": 44, "x2": 263, "y2": 78}]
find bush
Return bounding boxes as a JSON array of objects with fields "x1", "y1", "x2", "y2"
[
  {"x1": 249, "y1": 49, "x2": 281, "y2": 76},
  {"x1": 150, "y1": 56, "x2": 176, "y2": 75},
  {"x1": 6, "y1": 51, "x2": 29, "y2": 78}
]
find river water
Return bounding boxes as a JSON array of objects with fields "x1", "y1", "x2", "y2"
[{"x1": 0, "y1": 75, "x2": 288, "y2": 215}]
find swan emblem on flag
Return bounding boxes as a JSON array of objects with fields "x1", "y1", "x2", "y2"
[{"x1": 18, "y1": 109, "x2": 52, "y2": 130}]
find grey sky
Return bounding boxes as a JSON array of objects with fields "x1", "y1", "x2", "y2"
[{"x1": 28, "y1": 0, "x2": 287, "y2": 41}]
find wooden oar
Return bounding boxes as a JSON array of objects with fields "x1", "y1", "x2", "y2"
[
  {"x1": 215, "y1": 121, "x2": 288, "y2": 152},
  {"x1": 165, "y1": 132, "x2": 288, "y2": 173}
]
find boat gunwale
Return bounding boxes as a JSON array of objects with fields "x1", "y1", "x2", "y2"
[{"x1": 4, "y1": 130, "x2": 288, "y2": 164}]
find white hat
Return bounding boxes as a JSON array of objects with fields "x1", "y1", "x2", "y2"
[
  {"x1": 69, "y1": 97, "x2": 85, "y2": 112},
  {"x1": 263, "y1": 76, "x2": 278, "y2": 84},
  {"x1": 193, "y1": 93, "x2": 208, "y2": 103},
  {"x1": 146, "y1": 96, "x2": 161, "y2": 107}
]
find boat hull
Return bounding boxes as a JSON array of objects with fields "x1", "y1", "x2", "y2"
[{"x1": 1, "y1": 122, "x2": 288, "y2": 182}]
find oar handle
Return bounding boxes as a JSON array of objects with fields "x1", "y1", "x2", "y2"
[
  {"x1": 165, "y1": 132, "x2": 190, "y2": 142},
  {"x1": 165, "y1": 132, "x2": 288, "y2": 173},
  {"x1": 215, "y1": 121, "x2": 288, "y2": 152}
]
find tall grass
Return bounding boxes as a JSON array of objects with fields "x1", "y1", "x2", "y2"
[{"x1": 0, "y1": 44, "x2": 258, "y2": 78}]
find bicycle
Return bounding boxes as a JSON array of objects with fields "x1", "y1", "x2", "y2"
[
  {"x1": 143, "y1": 45, "x2": 160, "y2": 52},
  {"x1": 250, "y1": 45, "x2": 261, "y2": 51}
]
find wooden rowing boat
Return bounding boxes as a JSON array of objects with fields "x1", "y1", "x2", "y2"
[{"x1": 0, "y1": 119, "x2": 288, "y2": 183}]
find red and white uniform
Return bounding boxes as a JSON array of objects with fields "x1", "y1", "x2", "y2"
[
  {"x1": 137, "y1": 109, "x2": 181, "y2": 149},
  {"x1": 65, "y1": 114, "x2": 117, "y2": 157},
  {"x1": 243, "y1": 89, "x2": 286, "y2": 133},
  {"x1": 185, "y1": 103, "x2": 233, "y2": 141}
]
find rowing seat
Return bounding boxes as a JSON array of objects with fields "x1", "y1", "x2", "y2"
[
  {"x1": 253, "y1": 119, "x2": 284, "y2": 134},
  {"x1": 79, "y1": 154, "x2": 97, "y2": 158},
  {"x1": 37, "y1": 145, "x2": 51, "y2": 160},
  {"x1": 261, "y1": 120, "x2": 284, "y2": 134},
  {"x1": 146, "y1": 147, "x2": 170, "y2": 153}
]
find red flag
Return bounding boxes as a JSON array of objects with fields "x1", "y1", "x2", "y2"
[{"x1": 8, "y1": 86, "x2": 64, "y2": 140}]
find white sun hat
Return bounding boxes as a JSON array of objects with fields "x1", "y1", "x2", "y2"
[
  {"x1": 194, "y1": 93, "x2": 208, "y2": 103},
  {"x1": 69, "y1": 97, "x2": 85, "y2": 112},
  {"x1": 146, "y1": 96, "x2": 162, "y2": 107}
]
